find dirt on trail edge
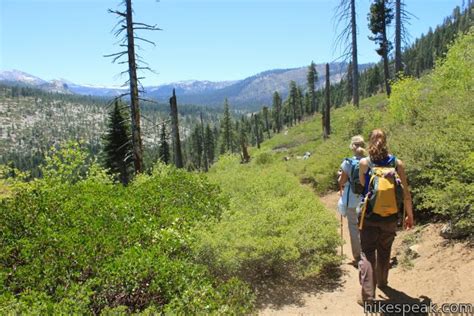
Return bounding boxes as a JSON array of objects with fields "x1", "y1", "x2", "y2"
[{"x1": 259, "y1": 191, "x2": 474, "y2": 315}]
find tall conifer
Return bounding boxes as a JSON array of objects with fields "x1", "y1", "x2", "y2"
[
  {"x1": 272, "y1": 91, "x2": 282, "y2": 133},
  {"x1": 103, "y1": 100, "x2": 133, "y2": 184},
  {"x1": 158, "y1": 124, "x2": 170, "y2": 164},
  {"x1": 368, "y1": 0, "x2": 394, "y2": 96},
  {"x1": 307, "y1": 62, "x2": 318, "y2": 112},
  {"x1": 220, "y1": 98, "x2": 233, "y2": 153}
]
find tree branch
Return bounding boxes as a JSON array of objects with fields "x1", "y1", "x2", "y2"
[
  {"x1": 135, "y1": 36, "x2": 156, "y2": 46},
  {"x1": 133, "y1": 22, "x2": 162, "y2": 31},
  {"x1": 108, "y1": 9, "x2": 126, "y2": 17},
  {"x1": 104, "y1": 51, "x2": 128, "y2": 63}
]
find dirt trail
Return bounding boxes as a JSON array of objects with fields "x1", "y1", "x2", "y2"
[{"x1": 259, "y1": 191, "x2": 474, "y2": 315}]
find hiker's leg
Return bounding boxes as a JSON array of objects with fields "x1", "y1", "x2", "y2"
[
  {"x1": 375, "y1": 221, "x2": 397, "y2": 287},
  {"x1": 347, "y1": 207, "x2": 361, "y2": 260},
  {"x1": 358, "y1": 253, "x2": 374, "y2": 301},
  {"x1": 360, "y1": 221, "x2": 378, "y2": 300}
]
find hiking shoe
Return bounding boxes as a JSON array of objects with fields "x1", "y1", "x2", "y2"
[
  {"x1": 390, "y1": 256, "x2": 398, "y2": 268},
  {"x1": 350, "y1": 256, "x2": 361, "y2": 268}
]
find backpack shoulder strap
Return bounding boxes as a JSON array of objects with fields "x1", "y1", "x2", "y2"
[
  {"x1": 367, "y1": 157, "x2": 374, "y2": 169},
  {"x1": 392, "y1": 156, "x2": 398, "y2": 170},
  {"x1": 343, "y1": 157, "x2": 354, "y2": 172},
  {"x1": 341, "y1": 158, "x2": 352, "y2": 207}
]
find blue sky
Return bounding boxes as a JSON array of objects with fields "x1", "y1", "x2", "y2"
[{"x1": 0, "y1": 0, "x2": 463, "y2": 86}]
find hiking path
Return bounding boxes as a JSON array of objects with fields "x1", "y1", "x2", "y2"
[{"x1": 259, "y1": 191, "x2": 474, "y2": 315}]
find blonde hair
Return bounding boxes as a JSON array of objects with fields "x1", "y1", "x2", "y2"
[
  {"x1": 368, "y1": 129, "x2": 389, "y2": 161},
  {"x1": 354, "y1": 146, "x2": 367, "y2": 157},
  {"x1": 350, "y1": 135, "x2": 366, "y2": 157}
]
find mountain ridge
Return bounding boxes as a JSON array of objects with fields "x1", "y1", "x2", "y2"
[{"x1": 1, "y1": 62, "x2": 372, "y2": 109}]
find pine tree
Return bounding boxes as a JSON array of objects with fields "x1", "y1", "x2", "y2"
[
  {"x1": 296, "y1": 86, "x2": 304, "y2": 122},
  {"x1": 304, "y1": 92, "x2": 311, "y2": 115},
  {"x1": 205, "y1": 124, "x2": 215, "y2": 166},
  {"x1": 239, "y1": 117, "x2": 250, "y2": 163},
  {"x1": 102, "y1": 100, "x2": 133, "y2": 185},
  {"x1": 253, "y1": 114, "x2": 261, "y2": 149},
  {"x1": 200, "y1": 112, "x2": 208, "y2": 172},
  {"x1": 307, "y1": 61, "x2": 318, "y2": 113},
  {"x1": 220, "y1": 98, "x2": 233, "y2": 153},
  {"x1": 158, "y1": 123, "x2": 170, "y2": 164},
  {"x1": 369, "y1": 64, "x2": 383, "y2": 95},
  {"x1": 368, "y1": 0, "x2": 394, "y2": 96},
  {"x1": 283, "y1": 99, "x2": 292, "y2": 127},
  {"x1": 272, "y1": 91, "x2": 283, "y2": 133},
  {"x1": 192, "y1": 125, "x2": 203, "y2": 169},
  {"x1": 289, "y1": 81, "x2": 299, "y2": 124},
  {"x1": 262, "y1": 106, "x2": 271, "y2": 139}
]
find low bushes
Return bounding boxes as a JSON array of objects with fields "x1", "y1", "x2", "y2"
[
  {"x1": 194, "y1": 155, "x2": 341, "y2": 282},
  {"x1": 0, "y1": 145, "x2": 254, "y2": 314},
  {"x1": 387, "y1": 30, "x2": 474, "y2": 236}
]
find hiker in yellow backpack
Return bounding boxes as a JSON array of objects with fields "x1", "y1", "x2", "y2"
[{"x1": 357, "y1": 129, "x2": 414, "y2": 303}]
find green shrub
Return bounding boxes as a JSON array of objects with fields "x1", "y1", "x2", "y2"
[
  {"x1": 0, "y1": 146, "x2": 254, "y2": 314},
  {"x1": 387, "y1": 30, "x2": 474, "y2": 236},
  {"x1": 195, "y1": 155, "x2": 341, "y2": 282},
  {"x1": 255, "y1": 151, "x2": 274, "y2": 165}
]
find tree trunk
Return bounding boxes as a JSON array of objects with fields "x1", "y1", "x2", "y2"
[
  {"x1": 381, "y1": 0, "x2": 391, "y2": 96},
  {"x1": 395, "y1": 0, "x2": 402, "y2": 75},
  {"x1": 125, "y1": 0, "x2": 143, "y2": 173},
  {"x1": 170, "y1": 89, "x2": 183, "y2": 168},
  {"x1": 324, "y1": 63, "x2": 331, "y2": 139},
  {"x1": 382, "y1": 47, "x2": 391, "y2": 96},
  {"x1": 241, "y1": 140, "x2": 250, "y2": 164},
  {"x1": 263, "y1": 107, "x2": 271, "y2": 139},
  {"x1": 200, "y1": 112, "x2": 208, "y2": 172},
  {"x1": 254, "y1": 114, "x2": 261, "y2": 149},
  {"x1": 350, "y1": 0, "x2": 360, "y2": 107}
]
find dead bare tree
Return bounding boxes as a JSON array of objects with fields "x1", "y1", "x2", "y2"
[
  {"x1": 200, "y1": 112, "x2": 208, "y2": 172},
  {"x1": 170, "y1": 89, "x2": 183, "y2": 168},
  {"x1": 105, "y1": 0, "x2": 161, "y2": 174},
  {"x1": 334, "y1": 0, "x2": 359, "y2": 107},
  {"x1": 394, "y1": 0, "x2": 415, "y2": 76},
  {"x1": 323, "y1": 63, "x2": 331, "y2": 139}
]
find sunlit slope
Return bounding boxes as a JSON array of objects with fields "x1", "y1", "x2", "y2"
[{"x1": 214, "y1": 30, "x2": 473, "y2": 238}]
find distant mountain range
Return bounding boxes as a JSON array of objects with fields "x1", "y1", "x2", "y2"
[{"x1": 0, "y1": 62, "x2": 372, "y2": 109}]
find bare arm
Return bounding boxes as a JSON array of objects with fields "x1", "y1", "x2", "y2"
[
  {"x1": 396, "y1": 159, "x2": 414, "y2": 229},
  {"x1": 338, "y1": 171, "x2": 348, "y2": 196}
]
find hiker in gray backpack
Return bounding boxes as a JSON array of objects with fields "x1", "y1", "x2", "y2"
[
  {"x1": 357, "y1": 129, "x2": 414, "y2": 304},
  {"x1": 338, "y1": 135, "x2": 367, "y2": 263}
]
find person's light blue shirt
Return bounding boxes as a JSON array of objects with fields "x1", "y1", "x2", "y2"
[{"x1": 340, "y1": 157, "x2": 362, "y2": 209}]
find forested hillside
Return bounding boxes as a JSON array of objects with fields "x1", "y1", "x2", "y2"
[
  {"x1": 182, "y1": 5, "x2": 473, "y2": 173},
  {"x1": 0, "y1": 85, "x2": 225, "y2": 177}
]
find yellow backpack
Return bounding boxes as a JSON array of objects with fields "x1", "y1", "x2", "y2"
[{"x1": 359, "y1": 156, "x2": 404, "y2": 229}]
